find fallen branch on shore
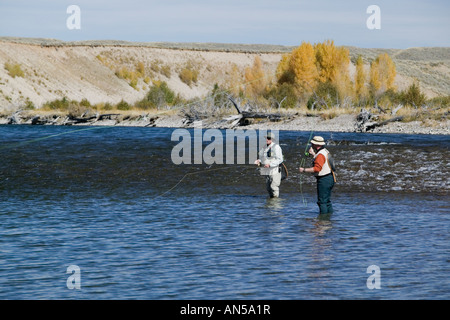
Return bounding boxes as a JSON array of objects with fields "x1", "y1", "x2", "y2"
[
  {"x1": 364, "y1": 116, "x2": 405, "y2": 131},
  {"x1": 69, "y1": 115, "x2": 97, "y2": 124},
  {"x1": 3, "y1": 111, "x2": 159, "y2": 126},
  {"x1": 228, "y1": 96, "x2": 283, "y2": 126},
  {"x1": 356, "y1": 109, "x2": 404, "y2": 132},
  {"x1": 97, "y1": 113, "x2": 121, "y2": 121}
]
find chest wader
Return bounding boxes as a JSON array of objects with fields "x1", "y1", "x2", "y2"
[
  {"x1": 264, "y1": 145, "x2": 282, "y2": 198},
  {"x1": 316, "y1": 174, "x2": 334, "y2": 214}
]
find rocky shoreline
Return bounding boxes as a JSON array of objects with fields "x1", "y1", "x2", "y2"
[{"x1": 0, "y1": 110, "x2": 448, "y2": 135}]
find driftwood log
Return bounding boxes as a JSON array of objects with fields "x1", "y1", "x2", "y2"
[
  {"x1": 228, "y1": 96, "x2": 282, "y2": 126},
  {"x1": 356, "y1": 109, "x2": 404, "y2": 132},
  {"x1": 25, "y1": 112, "x2": 156, "y2": 126},
  {"x1": 69, "y1": 115, "x2": 97, "y2": 123},
  {"x1": 365, "y1": 116, "x2": 404, "y2": 131},
  {"x1": 97, "y1": 113, "x2": 121, "y2": 121}
]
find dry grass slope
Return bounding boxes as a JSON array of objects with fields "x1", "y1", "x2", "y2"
[{"x1": 0, "y1": 37, "x2": 449, "y2": 113}]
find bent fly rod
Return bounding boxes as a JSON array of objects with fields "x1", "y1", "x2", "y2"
[{"x1": 299, "y1": 131, "x2": 314, "y2": 206}]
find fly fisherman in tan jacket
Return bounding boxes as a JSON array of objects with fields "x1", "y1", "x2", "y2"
[{"x1": 254, "y1": 132, "x2": 284, "y2": 198}]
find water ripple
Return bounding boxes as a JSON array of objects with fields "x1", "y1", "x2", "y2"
[{"x1": 0, "y1": 126, "x2": 448, "y2": 299}]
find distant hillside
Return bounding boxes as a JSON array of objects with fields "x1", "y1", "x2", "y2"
[
  {"x1": 347, "y1": 46, "x2": 450, "y2": 98},
  {"x1": 0, "y1": 37, "x2": 449, "y2": 111}
]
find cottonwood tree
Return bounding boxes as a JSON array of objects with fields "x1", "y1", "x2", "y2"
[
  {"x1": 289, "y1": 42, "x2": 319, "y2": 93},
  {"x1": 370, "y1": 53, "x2": 396, "y2": 94},
  {"x1": 244, "y1": 56, "x2": 267, "y2": 98},
  {"x1": 355, "y1": 55, "x2": 368, "y2": 99}
]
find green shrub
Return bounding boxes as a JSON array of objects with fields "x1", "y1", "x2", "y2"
[
  {"x1": 141, "y1": 81, "x2": 176, "y2": 109},
  {"x1": 134, "y1": 81, "x2": 184, "y2": 110},
  {"x1": 179, "y1": 67, "x2": 198, "y2": 86},
  {"x1": 265, "y1": 83, "x2": 298, "y2": 109},
  {"x1": 210, "y1": 83, "x2": 231, "y2": 108},
  {"x1": 24, "y1": 98, "x2": 35, "y2": 110},
  {"x1": 160, "y1": 65, "x2": 171, "y2": 78},
  {"x1": 130, "y1": 78, "x2": 138, "y2": 89},
  {"x1": 368, "y1": 88, "x2": 402, "y2": 109},
  {"x1": 277, "y1": 69, "x2": 296, "y2": 85},
  {"x1": 80, "y1": 98, "x2": 91, "y2": 107},
  {"x1": 116, "y1": 100, "x2": 131, "y2": 110},
  {"x1": 307, "y1": 81, "x2": 338, "y2": 110},
  {"x1": 102, "y1": 102, "x2": 113, "y2": 111},
  {"x1": 4, "y1": 62, "x2": 25, "y2": 78},
  {"x1": 398, "y1": 82, "x2": 426, "y2": 107},
  {"x1": 428, "y1": 95, "x2": 450, "y2": 108},
  {"x1": 150, "y1": 60, "x2": 161, "y2": 73},
  {"x1": 68, "y1": 103, "x2": 89, "y2": 118},
  {"x1": 136, "y1": 61, "x2": 145, "y2": 76},
  {"x1": 43, "y1": 97, "x2": 70, "y2": 111}
]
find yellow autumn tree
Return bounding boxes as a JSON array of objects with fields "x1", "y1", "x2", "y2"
[
  {"x1": 333, "y1": 46, "x2": 352, "y2": 101},
  {"x1": 289, "y1": 42, "x2": 319, "y2": 92},
  {"x1": 370, "y1": 53, "x2": 396, "y2": 93},
  {"x1": 244, "y1": 56, "x2": 267, "y2": 98},
  {"x1": 276, "y1": 53, "x2": 290, "y2": 76},
  {"x1": 315, "y1": 40, "x2": 340, "y2": 83},
  {"x1": 314, "y1": 40, "x2": 352, "y2": 102},
  {"x1": 355, "y1": 55, "x2": 368, "y2": 99},
  {"x1": 276, "y1": 53, "x2": 295, "y2": 84},
  {"x1": 225, "y1": 63, "x2": 244, "y2": 97}
]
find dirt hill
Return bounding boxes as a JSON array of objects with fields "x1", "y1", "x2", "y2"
[{"x1": 0, "y1": 37, "x2": 449, "y2": 111}]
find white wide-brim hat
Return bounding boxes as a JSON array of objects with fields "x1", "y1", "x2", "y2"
[{"x1": 311, "y1": 136, "x2": 325, "y2": 146}]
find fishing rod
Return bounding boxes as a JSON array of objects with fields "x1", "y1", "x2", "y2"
[
  {"x1": 299, "y1": 130, "x2": 314, "y2": 206},
  {"x1": 154, "y1": 131, "x2": 315, "y2": 202}
]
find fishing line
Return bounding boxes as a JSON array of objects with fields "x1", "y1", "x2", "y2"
[
  {"x1": 151, "y1": 165, "x2": 256, "y2": 200},
  {"x1": 147, "y1": 67, "x2": 288, "y2": 117},
  {"x1": 1, "y1": 65, "x2": 282, "y2": 148},
  {"x1": 0, "y1": 125, "x2": 115, "y2": 151},
  {"x1": 0, "y1": 67, "x2": 286, "y2": 194}
]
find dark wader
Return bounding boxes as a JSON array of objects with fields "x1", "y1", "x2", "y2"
[{"x1": 316, "y1": 173, "x2": 334, "y2": 214}]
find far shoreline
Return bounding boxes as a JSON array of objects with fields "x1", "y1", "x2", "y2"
[{"x1": 1, "y1": 110, "x2": 448, "y2": 135}]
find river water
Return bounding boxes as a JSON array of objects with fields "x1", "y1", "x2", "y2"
[{"x1": 0, "y1": 125, "x2": 448, "y2": 299}]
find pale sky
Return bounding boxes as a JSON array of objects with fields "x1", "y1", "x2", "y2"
[{"x1": 0, "y1": 0, "x2": 449, "y2": 48}]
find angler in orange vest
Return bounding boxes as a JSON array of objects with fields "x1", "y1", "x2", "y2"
[{"x1": 299, "y1": 136, "x2": 336, "y2": 214}]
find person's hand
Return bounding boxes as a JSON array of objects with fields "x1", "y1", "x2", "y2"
[
  {"x1": 264, "y1": 164, "x2": 270, "y2": 168},
  {"x1": 254, "y1": 159, "x2": 261, "y2": 166},
  {"x1": 299, "y1": 167, "x2": 305, "y2": 173}
]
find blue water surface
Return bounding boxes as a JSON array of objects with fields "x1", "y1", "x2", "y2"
[{"x1": 0, "y1": 125, "x2": 448, "y2": 299}]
